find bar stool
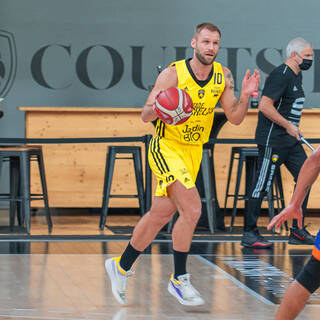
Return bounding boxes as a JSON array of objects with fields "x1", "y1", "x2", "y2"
[
  {"x1": 224, "y1": 146, "x2": 285, "y2": 232},
  {"x1": 0, "y1": 145, "x2": 52, "y2": 233},
  {"x1": 167, "y1": 149, "x2": 217, "y2": 234},
  {"x1": 99, "y1": 146, "x2": 145, "y2": 229}
]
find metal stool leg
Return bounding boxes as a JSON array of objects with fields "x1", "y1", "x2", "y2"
[
  {"x1": 271, "y1": 173, "x2": 280, "y2": 214},
  {"x1": 37, "y1": 152, "x2": 52, "y2": 233},
  {"x1": 144, "y1": 135, "x2": 153, "y2": 213},
  {"x1": 267, "y1": 186, "x2": 275, "y2": 230},
  {"x1": 20, "y1": 152, "x2": 31, "y2": 234},
  {"x1": 133, "y1": 148, "x2": 145, "y2": 216},
  {"x1": 201, "y1": 150, "x2": 216, "y2": 233},
  {"x1": 274, "y1": 176, "x2": 282, "y2": 215},
  {"x1": 100, "y1": 148, "x2": 116, "y2": 229},
  {"x1": 17, "y1": 166, "x2": 23, "y2": 226},
  {"x1": 275, "y1": 170, "x2": 288, "y2": 231},
  {"x1": 9, "y1": 158, "x2": 20, "y2": 229},
  {"x1": 229, "y1": 153, "x2": 245, "y2": 232},
  {"x1": 224, "y1": 148, "x2": 237, "y2": 216},
  {"x1": 0, "y1": 154, "x2": 3, "y2": 181}
]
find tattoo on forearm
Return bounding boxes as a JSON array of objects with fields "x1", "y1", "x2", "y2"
[
  {"x1": 226, "y1": 72, "x2": 235, "y2": 90},
  {"x1": 232, "y1": 98, "x2": 244, "y2": 112}
]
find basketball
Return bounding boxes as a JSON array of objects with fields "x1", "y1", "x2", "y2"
[{"x1": 155, "y1": 88, "x2": 193, "y2": 125}]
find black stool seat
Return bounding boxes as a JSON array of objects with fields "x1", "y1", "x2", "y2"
[
  {"x1": 167, "y1": 149, "x2": 217, "y2": 234},
  {"x1": 224, "y1": 146, "x2": 286, "y2": 232},
  {"x1": 0, "y1": 145, "x2": 52, "y2": 233},
  {"x1": 100, "y1": 145, "x2": 145, "y2": 229}
]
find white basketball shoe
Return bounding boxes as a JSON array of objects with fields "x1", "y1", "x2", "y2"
[
  {"x1": 168, "y1": 273, "x2": 205, "y2": 306},
  {"x1": 105, "y1": 257, "x2": 134, "y2": 305}
]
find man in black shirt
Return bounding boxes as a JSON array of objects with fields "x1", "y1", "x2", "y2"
[{"x1": 241, "y1": 37, "x2": 315, "y2": 248}]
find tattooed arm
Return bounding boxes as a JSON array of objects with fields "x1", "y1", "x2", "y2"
[{"x1": 219, "y1": 66, "x2": 260, "y2": 125}]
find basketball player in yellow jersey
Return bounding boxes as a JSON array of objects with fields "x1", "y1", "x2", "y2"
[{"x1": 105, "y1": 22, "x2": 260, "y2": 306}]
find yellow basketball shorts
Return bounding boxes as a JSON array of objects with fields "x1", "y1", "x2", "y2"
[{"x1": 148, "y1": 136, "x2": 203, "y2": 197}]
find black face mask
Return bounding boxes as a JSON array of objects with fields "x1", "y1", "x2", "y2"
[{"x1": 299, "y1": 59, "x2": 313, "y2": 70}]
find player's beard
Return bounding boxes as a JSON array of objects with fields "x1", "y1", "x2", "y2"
[{"x1": 195, "y1": 50, "x2": 216, "y2": 65}]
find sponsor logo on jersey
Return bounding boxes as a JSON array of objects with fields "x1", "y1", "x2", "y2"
[
  {"x1": 211, "y1": 87, "x2": 223, "y2": 97},
  {"x1": 192, "y1": 103, "x2": 215, "y2": 116},
  {"x1": 182, "y1": 124, "x2": 204, "y2": 142}
]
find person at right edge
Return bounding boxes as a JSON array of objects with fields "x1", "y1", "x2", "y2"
[{"x1": 241, "y1": 37, "x2": 316, "y2": 249}]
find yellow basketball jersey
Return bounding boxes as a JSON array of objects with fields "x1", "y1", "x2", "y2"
[{"x1": 155, "y1": 59, "x2": 225, "y2": 145}]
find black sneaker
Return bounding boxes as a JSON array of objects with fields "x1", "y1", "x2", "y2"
[
  {"x1": 288, "y1": 227, "x2": 316, "y2": 245},
  {"x1": 241, "y1": 229, "x2": 273, "y2": 249}
]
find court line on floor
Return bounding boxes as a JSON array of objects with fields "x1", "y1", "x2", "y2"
[
  {"x1": 196, "y1": 255, "x2": 275, "y2": 306},
  {"x1": 0, "y1": 238, "x2": 290, "y2": 243},
  {"x1": 0, "y1": 308, "x2": 241, "y2": 320},
  {"x1": 0, "y1": 313, "x2": 242, "y2": 320},
  {"x1": 198, "y1": 254, "x2": 311, "y2": 257},
  {"x1": 0, "y1": 314, "x2": 96, "y2": 320}
]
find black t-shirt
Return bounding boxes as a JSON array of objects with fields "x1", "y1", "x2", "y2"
[{"x1": 255, "y1": 64, "x2": 305, "y2": 147}]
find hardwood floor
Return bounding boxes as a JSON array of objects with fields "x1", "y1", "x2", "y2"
[
  {"x1": 0, "y1": 209, "x2": 319, "y2": 319},
  {"x1": 0, "y1": 248, "x2": 319, "y2": 319}
]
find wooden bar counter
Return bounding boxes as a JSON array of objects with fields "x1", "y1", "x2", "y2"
[
  {"x1": 19, "y1": 107, "x2": 155, "y2": 208},
  {"x1": 19, "y1": 107, "x2": 320, "y2": 209}
]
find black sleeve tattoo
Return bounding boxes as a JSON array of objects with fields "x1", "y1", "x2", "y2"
[
  {"x1": 226, "y1": 69, "x2": 245, "y2": 113},
  {"x1": 226, "y1": 71, "x2": 235, "y2": 90}
]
